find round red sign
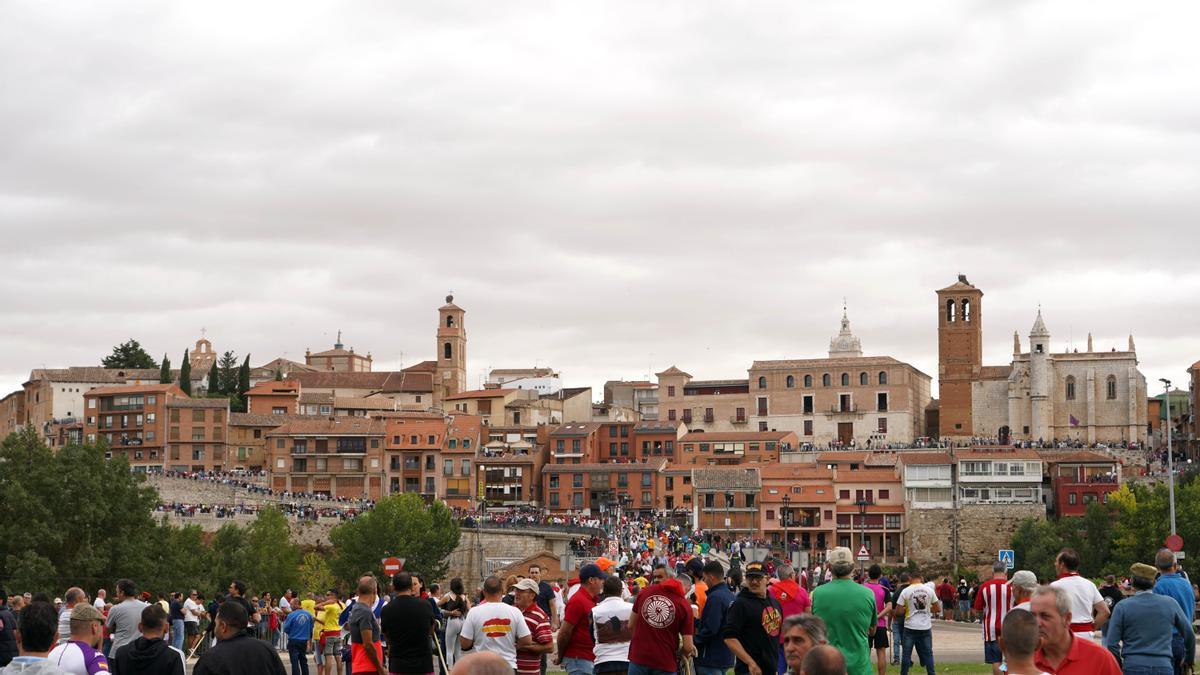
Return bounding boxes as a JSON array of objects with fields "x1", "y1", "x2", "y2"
[
  {"x1": 1165, "y1": 534, "x2": 1184, "y2": 552},
  {"x1": 383, "y1": 557, "x2": 403, "y2": 574}
]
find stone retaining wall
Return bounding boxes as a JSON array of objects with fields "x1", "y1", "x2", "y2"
[{"x1": 907, "y1": 503, "x2": 1044, "y2": 576}]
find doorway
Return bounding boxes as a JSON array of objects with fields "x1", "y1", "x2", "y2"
[{"x1": 838, "y1": 423, "x2": 854, "y2": 444}]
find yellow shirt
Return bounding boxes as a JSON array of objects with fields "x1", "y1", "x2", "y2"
[{"x1": 321, "y1": 602, "x2": 344, "y2": 632}]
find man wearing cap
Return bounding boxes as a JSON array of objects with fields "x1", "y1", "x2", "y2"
[
  {"x1": 556, "y1": 564, "x2": 606, "y2": 675},
  {"x1": 684, "y1": 558, "x2": 709, "y2": 619},
  {"x1": 1153, "y1": 548, "x2": 1194, "y2": 675},
  {"x1": 892, "y1": 570, "x2": 939, "y2": 675},
  {"x1": 723, "y1": 561, "x2": 783, "y2": 675},
  {"x1": 1009, "y1": 571, "x2": 1038, "y2": 613},
  {"x1": 1049, "y1": 548, "x2": 1108, "y2": 642},
  {"x1": 811, "y1": 548, "x2": 876, "y2": 675},
  {"x1": 47, "y1": 604, "x2": 108, "y2": 675},
  {"x1": 1105, "y1": 562, "x2": 1194, "y2": 675},
  {"x1": 513, "y1": 579, "x2": 553, "y2": 675}
]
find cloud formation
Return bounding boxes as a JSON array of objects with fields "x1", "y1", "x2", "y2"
[{"x1": 2, "y1": 0, "x2": 1199, "y2": 398}]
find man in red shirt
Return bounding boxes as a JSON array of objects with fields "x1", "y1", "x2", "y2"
[
  {"x1": 513, "y1": 579, "x2": 553, "y2": 675},
  {"x1": 974, "y1": 561, "x2": 1013, "y2": 675},
  {"x1": 936, "y1": 579, "x2": 955, "y2": 621},
  {"x1": 1031, "y1": 586, "x2": 1121, "y2": 675},
  {"x1": 556, "y1": 564, "x2": 606, "y2": 675},
  {"x1": 628, "y1": 577, "x2": 695, "y2": 675}
]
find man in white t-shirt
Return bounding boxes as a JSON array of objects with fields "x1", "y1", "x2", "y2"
[
  {"x1": 590, "y1": 577, "x2": 633, "y2": 672},
  {"x1": 92, "y1": 589, "x2": 107, "y2": 612},
  {"x1": 183, "y1": 589, "x2": 205, "y2": 653},
  {"x1": 894, "y1": 570, "x2": 940, "y2": 675},
  {"x1": 460, "y1": 575, "x2": 534, "y2": 669},
  {"x1": 1049, "y1": 548, "x2": 1109, "y2": 642}
]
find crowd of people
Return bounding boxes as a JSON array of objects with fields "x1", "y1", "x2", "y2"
[
  {"x1": 155, "y1": 500, "x2": 365, "y2": 522},
  {"x1": 1, "y1": 541, "x2": 1199, "y2": 675}
]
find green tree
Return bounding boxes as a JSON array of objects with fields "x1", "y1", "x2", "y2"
[
  {"x1": 102, "y1": 339, "x2": 159, "y2": 369},
  {"x1": 159, "y1": 354, "x2": 172, "y2": 384},
  {"x1": 274, "y1": 368, "x2": 283, "y2": 381},
  {"x1": 329, "y1": 494, "x2": 460, "y2": 583},
  {"x1": 237, "y1": 355, "x2": 251, "y2": 398},
  {"x1": 298, "y1": 552, "x2": 336, "y2": 596},
  {"x1": 210, "y1": 523, "x2": 248, "y2": 589},
  {"x1": 1011, "y1": 516, "x2": 1077, "y2": 582},
  {"x1": 207, "y1": 362, "x2": 220, "y2": 394},
  {"x1": 239, "y1": 507, "x2": 301, "y2": 594},
  {"x1": 218, "y1": 351, "x2": 240, "y2": 395},
  {"x1": 179, "y1": 350, "x2": 192, "y2": 396},
  {"x1": 5, "y1": 550, "x2": 57, "y2": 595}
]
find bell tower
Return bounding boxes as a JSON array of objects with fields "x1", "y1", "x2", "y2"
[
  {"x1": 434, "y1": 295, "x2": 467, "y2": 409},
  {"x1": 937, "y1": 275, "x2": 984, "y2": 437}
]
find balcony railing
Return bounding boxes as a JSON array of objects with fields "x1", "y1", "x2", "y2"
[
  {"x1": 730, "y1": 416, "x2": 748, "y2": 424},
  {"x1": 829, "y1": 405, "x2": 859, "y2": 414}
]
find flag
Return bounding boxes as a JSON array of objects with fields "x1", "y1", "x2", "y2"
[{"x1": 1069, "y1": 414, "x2": 1079, "y2": 427}]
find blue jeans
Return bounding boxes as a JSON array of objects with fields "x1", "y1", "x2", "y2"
[
  {"x1": 891, "y1": 623, "x2": 903, "y2": 663},
  {"x1": 901, "y1": 627, "x2": 934, "y2": 675},
  {"x1": 288, "y1": 639, "x2": 310, "y2": 675},
  {"x1": 628, "y1": 663, "x2": 674, "y2": 675},
  {"x1": 695, "y1": 668, "x2": 725, "y2": 675},
  {"x1": 171, "y1": 620, "x2": 185, "y2": 651},
  {"x1": 1122, "y1": 666, "x2": 1173, "y2": 675},
  {"x1": 564, "y1": 657, "x2": 596, "y2": 675},
  {"x1": 1173, "y1": 634, "x2": 1186, "y2": 675}
]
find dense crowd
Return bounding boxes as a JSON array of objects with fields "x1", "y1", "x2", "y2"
[{"x1": 155, "y1": 501, "x2": 364, "y2": 521}]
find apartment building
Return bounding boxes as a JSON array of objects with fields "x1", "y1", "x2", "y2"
[
  {"x1": 898, "y1": 452, "x2": 956, "y2": 509},
  {"x1": 676, "y1": 430, "x2": 798, "y2": 466},
  {"x1": 542, "y1": 459, "x2": 667, "y2": 514},
  {"x1": 83, "y1": 384, "x2": 186, "y2": 471},
  {"x1": 382, "y1": 413, "x2": 446, "y2": 498},
  {"x1": 245, "y1": 380, "x2": 301, "y2": 415},
  {"x1": 266, "y1": 417, "x2": 387, "y2": 499},
  {"x1": 165, "y1": 398, "x2": 230, "y2": 472},
  {"x1": 692, "y1": 468, "x2": 760, "y2": 536},
  {"x1": 1040, "y1": 450, "x2": 1121, "y2": 516},
  {"x1": 953, "y1": 447, "x2": 1044, "y2": 505},
  {"x1": 760, "y1": 464, "x2": 837, "y2": 552},
  {"x1": 831, "y1": 468, "x2": 906, "y2": 561},
  {"x1": 227, "y1": 413, "x2": 289, "y2": 471}
]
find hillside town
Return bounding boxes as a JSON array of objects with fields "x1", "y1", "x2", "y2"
[{"x1": 1, "y1": 277, "x2": 1194, "y2": 571}]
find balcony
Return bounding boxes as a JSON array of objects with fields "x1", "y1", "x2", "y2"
[
  {"x1": 730, "y1": 416, "x2": 748, "y2": 425},
  {"x1": 829, "y1": 405, "x2": 859, "y2": 414}
]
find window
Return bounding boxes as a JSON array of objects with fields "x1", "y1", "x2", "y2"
[
  {"x1": 879, "y1": 489, "x2": 890, "y2": 500},
  {"x1": 822, "y1": 374, "x2": 831, "y2": 387},
  {"x1": 804, "y1": 374, "x2": 812, "y2": 388},
  {"x1": 839, "y1": 489, "x2": 850, "y2": 499},
  {"x1": 757, "y1": 397, "x2": 768, "y2": 416},
  {"x1": 609, "y1": 443, "x2": 618, "y2": 457},
  {"x1": 735, "y1": 407, "x2": 746, "y2": 422},
  {"x1": 88, "y1": 399, "x2": 96, "y2": 409},
  {"x1": 1107, "y1": 376, "x2": 1117, "y2": 400},
  {"x1": 443, "y1": 343, "x2": 452, "y2": 359},
  {"x1": 841, "y1": 373, "x2": 850, "y2": 386},
  {"x1": 549, "y1": 492, "x2": 560, "y2": 507},
  {"x1": 1065, "y1": 376, "x2": 1076, "y2": 401},
  {"x1": 170, "y1": 409, "x2": 180, "y2": 423},
  {"x1": 859, "y1": 372, "x2": 868, "y2": 386},
  {"x1": 704, "y1": 493, "x2": 715, "y2": 508},
  {"x1": 428, "y1": 435, "x2": 436, "y2": 445},
  {"x1": 758, "y1": 376, "x2": 767, "y2": 389},
  {"x1": 962, "y1": 461, "x2": 991, "y2": 476},
  {"x1": 253, "y1": 429, "x2": 261, "y2": 439},
  {"x1": 879, "y1": 371, "x2": 888, "y2": 385},
  {"x1": 885, "y1": 514, "x2": 901, "y2": 529},
  {"x1": 617, "y1": 474, "x2": 628, "y2": 488},
  {"x1": 877, "y1": 392, "x2": 888, "y2": 412},
  {"x1": 572, "y1": 492, "x2": 583, "y2": 508},
  {"x1": 877, "y1": 418, "x2": 887, "y2": 433},
  {"x1": 146, "y1": 413, "x2": 155, "y2": 423},
  {"x1": 1068, "y1": 492, "x2": 1077, "y2": 505},
  {"x1": 704, "y1": 408, "x2": 714, "y2": 423},
  {"x1": 425, "y1": 455, "x2": 435, "y2": 471},
  {"x1": 682, "y1": 410, "x2": 692, "y2": 423},
  {"x1": 620, "y1": 442, "x2": 629, "y2": 456},
  {"x1": 962, "y1": 298, "x2": 972, "y2": 322},
  {"x1": 448, "y1": 439, "x2": 458, "y2": 449},
  {"x1": 786, "y1": 375, "x2": 795, "y2": 388},
  {"x1": 572, "y1": 474, "x2": 583, "y2": 488},
  {"x1": 549, "y1": 475, "x2": 559, "y2": 489},
  {"x1": 667, "y1": 386, "x2": 675, "y2": 397},
  {"x1": 641, "y1": 473, "x2": 652, "y2": 487},
  {"x1": 191, "y1": 429, "x2": 205, "y2": 441},
  {"x1": 642, "y1": 491, "x2": 652, "y2": 504},
  {"x1": 946, "y1": 299, "x2": 957, "y2": 322},
  {"x1": 344, "y1": 458, "x2": 362, "y2": 471},
  {"x1": 460, "y1": 459, "x2": 471, "y2": 476},
  {"x1": 668, "y1": 409, "x2": 676, "y2": 421},
  {"x1": 803, "y1": 420, "x2": 813, "y2": 436},
  {"x1": 444, "y1": 459, "x2": 453, "y2": 475}
]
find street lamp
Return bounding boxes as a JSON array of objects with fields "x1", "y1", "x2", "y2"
[
  {"x1": 725, "y1": 490, "x2": 734, "y2": 550},
  {"x1": 1161, "y1": 378, "x2": 1177, "y2": 536},
  {"x1": 781, "y1": 494, "x2": 791, "y2": 565},
  {"x1": 856, "y1": 499, "x2": 869, "y2": 573}
]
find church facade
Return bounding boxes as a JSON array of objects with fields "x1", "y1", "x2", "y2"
[{"x1": 937, "y1": 276, "x2": 1147, "y2": 444}]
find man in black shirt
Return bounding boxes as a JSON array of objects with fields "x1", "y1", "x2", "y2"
[
  {"x1": 528, "y1": 565, "x2": 557, "y2": 630},
  {"x1": 194, "y1": 601, "x2": 286, "y2": 675},
  {"x1": 226, "y1": 581, "x2": 260, "y2": 637},
  {"x1": 723, "y1": 561, "x2": 783, "y2": 675},
  {"x1": 380, "y1": 573, "x2": 435, "y2": 675}
]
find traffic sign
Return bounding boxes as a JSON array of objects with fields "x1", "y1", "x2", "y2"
[
  {"x1": 1166, "y1": 534, "x2": 1184, "y2": 552},
  {"x1": 856, "y1": 545, "x2": 870, "y2": 561},
  {"x1": 998, "y1": 549, "x2": 1015, "y2": 570},
  {"x1": 382, "y1": 557, "x2": 404, "y2": 575},
  {"x1": 1176, "y1": 551, "x2": 1187, "y2": 560}
]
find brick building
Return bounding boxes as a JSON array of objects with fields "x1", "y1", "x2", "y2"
[
  {"x1": 165, "y1": 398, "x2": 230, "y2": 472},
  {"x1": 692, "y1": 467, "x2": 760, "y2": 536},
  {"x1": 0, "y1": 390, "x2": 25, "y2": 437},
  {"x1": 245, "y1": 380, "x2": 301, "y2": 415},
  {"x1": 542, "y1": 460, "x2": 667, "y2": 514},
  {"x1": 266, "y1": 417, "x2": 387, "y2": 499},
  {"x1": 305, "y1": 332, "x2": 373, "y2": 372},
  {"x1": 26, "y1": 367, "x2": 161, "y2": 441},
  {"x1": 1041, "y1": 450, "x2": 1120, "y2": 517},
  {"x1": 83, "y1": 383, "x2": 186, "y2": 471},
  {"x1": 760, "y1": 464, "x2": 837, "y2": 553},
  {"x1": 383, "y1": 413, "x2": 448, "y2": 498},
  {"x1": 676, "y1": 430, "x2": 797, "y2": 466},
  {"x1": 227, "y1": 413, "x2": 289, "y2": 472}
]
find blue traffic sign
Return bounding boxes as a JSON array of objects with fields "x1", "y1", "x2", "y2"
[{"x1": 998, "y1": 549, "x2": 1015, "y2": 570}]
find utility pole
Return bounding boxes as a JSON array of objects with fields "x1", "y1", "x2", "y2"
[{"x1": 1162, "y1": 378, "x2": 1177, "y2": 536}]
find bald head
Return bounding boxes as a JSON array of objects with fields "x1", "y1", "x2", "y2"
[
  {"x1": 450, "y1": 652, "x2": 513, "y2": 675},
  {"x1": 801, "y1": 644, "x2": 847, "y2": 675}
]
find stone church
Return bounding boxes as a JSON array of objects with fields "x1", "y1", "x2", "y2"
[{"x1": 937, "y1": 276, "x2": 1147, "y2": 444}]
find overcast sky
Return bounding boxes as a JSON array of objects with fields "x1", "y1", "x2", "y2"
[{"x1": 3, "y1": 1, "x2": 1200, "y2": 401}]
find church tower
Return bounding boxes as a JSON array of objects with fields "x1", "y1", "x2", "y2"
[
  {"x1": 1028, "y1": 309, "x2": 1052, "y2": 441},
  {"x1": 937, "y1": 275, "x2": 983, "y2": 437},
  {"x1": 434, "y1": 295, "x2": 467, "y2": 410}
]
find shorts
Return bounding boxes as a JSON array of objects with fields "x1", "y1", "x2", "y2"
[
  {"x1": 595, "y1": 662, "x2": 629, "y2": 674},
  {"x1": 872, "y1": 628, "x2": 890, "y2": 649},
  {"x1": 984, "y1": 640, "x2": 1002, "y2": 664},
  {"x1": 324, "y1": 634, "x2": 344, "y2": 656},
  {"x1": 185, "y1": 622, "x2": 200, "y2": 636}
]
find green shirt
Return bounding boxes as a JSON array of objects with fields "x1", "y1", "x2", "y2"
[{"x1": 811, "y1": 578, "x2": 877, "y2": 675}]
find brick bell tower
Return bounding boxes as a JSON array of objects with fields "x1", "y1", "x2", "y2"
[
  {"x1": 434, "y1": 295, "x2": 467, "y2": 410},
  {"x1": 937, "y1": 275, "x2": 983, "y2": 437}
]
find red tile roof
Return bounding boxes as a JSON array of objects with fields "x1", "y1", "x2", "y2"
[
  {"x1": 444, "y1": 388, "x2": 517, "y2": 401},
  {"x1": 84, "y1": 384, "x2": 185, "y2": 396},
  {"x1": 681, "y1": 431, "x2": 795, "y2": 442}
]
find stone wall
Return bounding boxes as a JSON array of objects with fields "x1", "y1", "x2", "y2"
[
  {"x1": 154, "y1": 511, "x2": 339, "y2": 547},
  {"x1": 907, "y1": 503, "x2": 1044, "y2": 576},
  {"x1": 444, "y1": 529, "x2": 565, "y2": 590}
]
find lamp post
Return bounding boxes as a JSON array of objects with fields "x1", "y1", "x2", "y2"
[
  {"x1": 1161, "y1": 378, "x2": 1177, "y2": 536},
  {"x1": 856, "y1": 499, "x2": 869, "y2": 573},
  {"x1": 725, "y1": 490, "x2": 734, "y2": 551},
  {"x1": 781, "y1": 494, "x2": 791, "y2": 566}
]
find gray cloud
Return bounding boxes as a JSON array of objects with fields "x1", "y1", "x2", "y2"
[{"x1": 2, "y1": 0, "x2": 1200, "y2": 398}]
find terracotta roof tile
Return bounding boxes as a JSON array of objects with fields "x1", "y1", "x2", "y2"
[
  {"x1": 267, "y1": 417, "x2": 387, "y2": 436},
  {"x1": 681, "y1": 431, "x2": 795, "y2": 442},
  {"x1": 692, "y1": 467, "x2": 761, "y2": 490},
  {"x1": 445, "y1": 388, "x2": 517, "y2": 401},
  {"x1": 166, "y1": 398, "x2": 230, "y2": 409}
]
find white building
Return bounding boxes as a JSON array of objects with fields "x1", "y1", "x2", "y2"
[
  {"x1": 487, "y1": 367, "x2": 562, "y2": 395},
  {"x1": 899, "y1": 452, "x2": 955, "y2": 509},
  {"x1": 953, "y1": 448, "x2": 1043, "y2": 505}
]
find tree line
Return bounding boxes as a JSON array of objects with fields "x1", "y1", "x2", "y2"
[
  {"x1": 1011, "y1": 471, "x2": 1200, "y2": 580},
  {"x1": 102, "y1": 338, "x2": 259, "y2": 413},
  {"x1": 0, "y1": 428, "x2": 460, "y2": 599}
]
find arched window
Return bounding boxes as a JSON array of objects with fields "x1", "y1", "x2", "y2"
[
  {"x1": 1106, "y1": 375, "x2": 1117, "y2": 400},
  {"x1": 822, "y1": 374, "x2": 831, "y2": 387},
  {"x1": 804, "y1": 374, "x2": 813, "y2": 388},
  {"x1": 443, "y1": 343, "x2": 452, "y2": 359},
  {"x1": 841, "y1": 373, "x2": 850, "y2": 387},
  {"x1": 1065, "y1": 376, "x2": 1076, "y2": 401},
  {"x1": 878, "y1": 371, "x2": 888, "y2": 385},
  {"x1": 446, "y1": 315, "x2": 455, "y2": 328},
  {"x1": 786, "y1": 375, "x2": 795, "y2": 388},
  {"x1": 758, "y1": 376, "x2": 767, "y2": 389},
  {"x1": 962, "y1": 299, "x2": 972, "y2": 323},
  {"x1": 946, "y1": 299, "x2": 957, "y2": 322},
  {"x1": 859, "y1": 372, "x2": 868, "y2": 386}
]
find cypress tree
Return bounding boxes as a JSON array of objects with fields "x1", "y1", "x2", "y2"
[
  {"x1": 207, "y1": 362, "x2": 220, "y2": 394},
  {"x1": 159, "y1": 354, "x2": 172, "y2": 384},
  {"x1": 179, "y1": 349, "x2": 192, "y2": 396},
  {"x1": 238, "y1": 355, "x2": 251, "y2": 397}
]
